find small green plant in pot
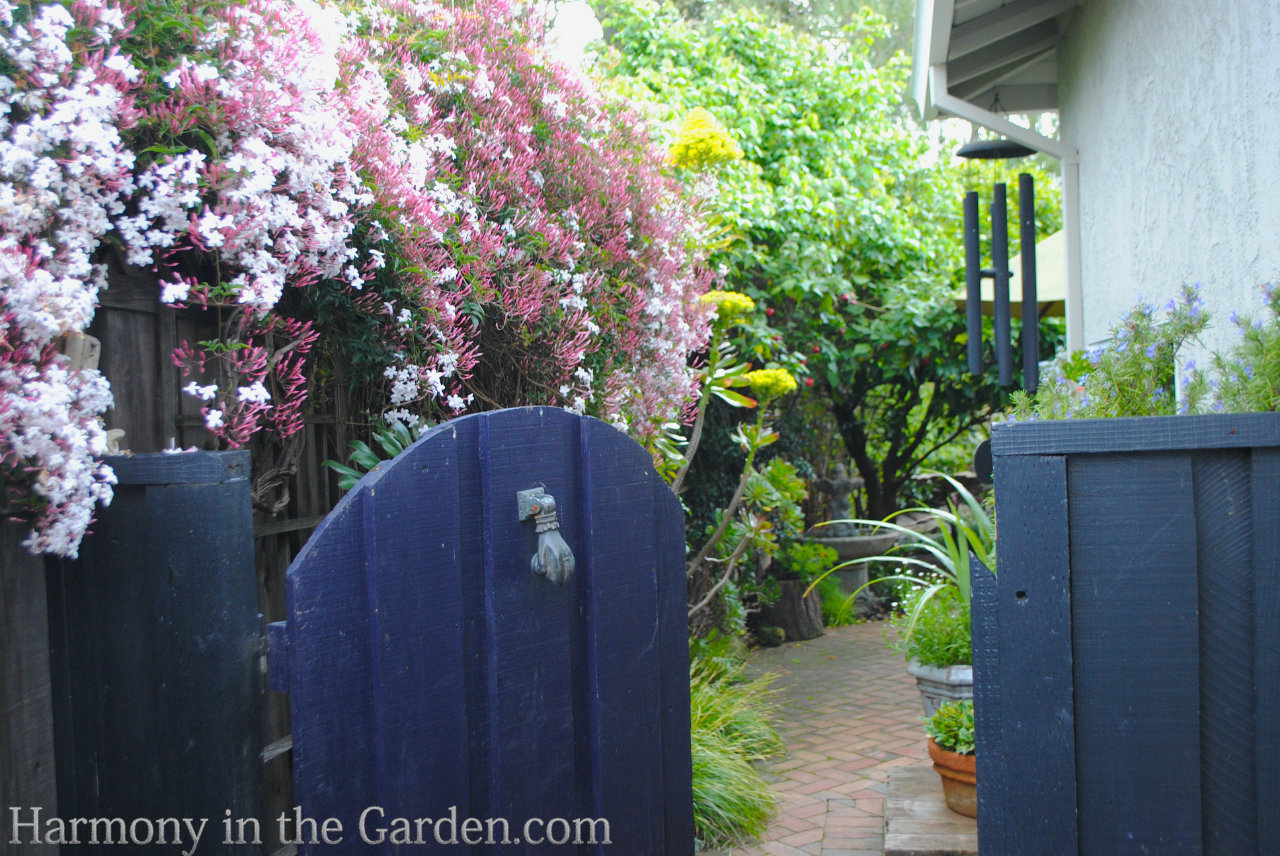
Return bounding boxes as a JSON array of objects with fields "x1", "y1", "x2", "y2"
[
  {"x1": 805, "y1": 472, "x2": 994, "y2": 714},
  {"x1": 924, "y1": 698, "x2": 977, "y2": 818},
  {"x1": 893, "y1": 584, "x2": 970, "y2": 668}
]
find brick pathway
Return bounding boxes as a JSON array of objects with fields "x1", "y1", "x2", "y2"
[{"x1": 706, "y1": 621, "x2": 928, "y2": 856}]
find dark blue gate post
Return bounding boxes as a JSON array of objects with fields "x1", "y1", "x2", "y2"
[
  {"x1": 270, "y1": 406, "x2": 693, "y2": 854},
  {"x1": 46, "y1": 451, "x2": 264, "y2": 853}
]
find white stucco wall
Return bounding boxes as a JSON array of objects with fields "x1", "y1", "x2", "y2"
[{"x1": 1057, "y1": 0, "x2": 1280, "y2": 357}]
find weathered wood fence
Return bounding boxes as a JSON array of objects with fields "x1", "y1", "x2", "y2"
[
  {"x1": 64, "y1": 259, "x2": 356, "y2": 851},
  {"x1": 46, "y1": 452, "x2": 263, "y2": 854},
  {"x1": 974, "y1": 413, "x2": 1280, "y2": 856},
  {"x1": 2, "y1": 522, "x2": 59, "y2": 854}
]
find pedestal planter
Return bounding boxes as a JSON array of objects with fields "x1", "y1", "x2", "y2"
[
  {"x1": 928, "y1": 738, "x2": 977, "y2": 818},
  {"x1": 909, "y1": 660, "x2": 973, "y2": 717}
]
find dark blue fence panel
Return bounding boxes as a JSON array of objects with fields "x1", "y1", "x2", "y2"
[
  {"x1": 274, "y1": 407, "x2": 691, "y2": 854},
  {"x1": 46, "y1": 451, "x2": 263, "y2": 854},
  {"x1": 981, "y1": 413, "x2": 1280, "y2": 856}
]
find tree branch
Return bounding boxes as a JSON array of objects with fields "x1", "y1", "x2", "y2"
[
  {"x1": 902, "y1": 405, "x2": 993, "y2": 476},
  {"x1": 687, "y1": 526, "x2": 756, "y2": 619}
]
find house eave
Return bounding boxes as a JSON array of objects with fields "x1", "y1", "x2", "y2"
[{"x1": 912, "y1": 0, "x2": 1081, "y2": 122}]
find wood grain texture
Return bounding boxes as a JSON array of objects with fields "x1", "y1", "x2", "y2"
[
  {"x1": 653, "y1": 465, "x2": 695, "y2": 853},
  {"x1": 1192, "y1": 453, "x2": 1256, "y2": 856},
  {"x1": 46, "y1": 451, "x2": 263, "y2": 853},
  {"x1": 993, "y1": 412, "x2": 1280, "y2": 457},
  {"x1": 1, "y1": 523, "x2": 59, "y2": 855},
  {"x1": 1252, "y1": 448, "x2": 1280, "y2": 849},
  {"x1": 988, "y1": 416, "x2": 1280, "y2": 856},
  {"x1": 1068, "y1": 454, "x2": 1202, "y2": 856},
  {"x1": 988, "y1": 453, "x2": 1076, "y2": 856},
  {"x1": 969, "y1": 553, "x2": 1002, "y2": 854},
  {"x1": 283, "y1": 407, "x2": 691, "y2": 853},
  {"x1": 104, "y1": 450, "x2": 250, "y2": 484}
]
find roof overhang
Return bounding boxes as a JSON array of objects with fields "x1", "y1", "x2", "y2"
[
  {"x1": 912, "y1": 0, "x2": 1081, "y2": 125},
  {"x1": 911, "y1": 0, "x2": 1086, "y2": 353}
]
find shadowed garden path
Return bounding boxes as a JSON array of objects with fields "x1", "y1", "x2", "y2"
[{"x1": 707, "y1": 622, "x2": 929, "y2": 856}]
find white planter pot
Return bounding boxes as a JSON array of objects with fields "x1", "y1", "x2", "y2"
[{"x1": 908, "y1": 660, "x2": 973, "y2": 718}]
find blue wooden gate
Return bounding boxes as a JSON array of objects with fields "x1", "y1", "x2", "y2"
[{"x1": 268, "y1": 407, "x2": 693, "y2": 853}]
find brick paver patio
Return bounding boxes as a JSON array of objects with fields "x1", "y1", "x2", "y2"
[{"x1": 705, "y1": 621, "x2": 928, "y2": 856}]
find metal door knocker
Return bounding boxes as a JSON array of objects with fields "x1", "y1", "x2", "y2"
[{"x1": 517, "y1": 487, "x2": 575, "y2": 586}]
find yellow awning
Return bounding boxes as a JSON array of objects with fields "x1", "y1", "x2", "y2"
[{"x1": 954, "y1": 230, "x2": 1066, "y2": 317}]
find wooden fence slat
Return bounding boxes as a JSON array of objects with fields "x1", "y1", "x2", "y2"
[
  {"x1": 267, "y1": 621, "x2": 291, "y2": 692},
  {"x1": 989, "y1": 452, "x2": 1075, "y2": 856},
  {"x1": 654, "y1": 469, "x2": 695, "y2": 852},
  {"x1": 286, "y1": 489, "x2": 376, "y2": 849},
  {"x1": 1252, "y1": 448, "x2": 1280, "y2": 848},
  {"x1": 1192, "y1": 452, "x2": 1256, "y2": 856},
  {"x1": 993, "y1": 412, "x2": 1280, "y2": 456},
  {"x1": 573, "y1": 422, "x2": 607, "y2": 853},
  {"x1": 1, "y1": 523, "x2": 58, "y2": 855},
  {"x1": 970, "y1": 552, "x2": 1003, "y2": 852},
  {"x1": 1068, "y1": 454, "x2": 1202, "y2": 855}
]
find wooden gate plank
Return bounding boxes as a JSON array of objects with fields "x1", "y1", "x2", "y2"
[
  {"x1": 478, "y1": 409, "x2": 582, "y2": 847},
  {"x1": 1068, "y1": 454, "x2": 1201, "y2": 856},
  {"x1": 287, "y1": 489, "x2": 377, "y2": 845},
  {"x1": 1192, "y1": 452, "x2": 1256, "y2": 856},
  {"x1": 970, "y1": 552, "x2": 1002, "y2": 852},
  {"x1": 989, "y1": 452, "x2": 1075, "y2": 856},
  {"x1": 361, "y1": 419, "x2": 473, "y2": 845},
  {"x1": 580, "y1": 420, "x2": 665, "y2": 854},
  {"x1": 654, "y1": 470, "x2": 695, "y2": 853},
  {"x1": 1253, "y1": 448, "x2": 1280, "y2": 848},
  {"x1": 1, "y1": 523, "x2": 58, "y2": 855}
]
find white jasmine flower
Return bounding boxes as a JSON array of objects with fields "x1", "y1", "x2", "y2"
[
  {"x1": 236, "y1": 382, "x2": 270, "y2": 404},
  {"x1": 182, "y1": 381, "x2": 218, "y2": 401}
]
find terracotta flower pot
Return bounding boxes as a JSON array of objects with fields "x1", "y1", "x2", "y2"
[{"x1": 927, "y1": 738, "x2": 977, "y2": 818}]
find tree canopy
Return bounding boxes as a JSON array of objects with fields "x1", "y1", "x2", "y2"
[{"x1": 596, "y1": 0, "x2": 1058, "y2": 517}]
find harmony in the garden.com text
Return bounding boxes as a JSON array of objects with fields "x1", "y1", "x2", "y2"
[{"x1": 9, "y1": 805, "x2": 612, "y2": 851}]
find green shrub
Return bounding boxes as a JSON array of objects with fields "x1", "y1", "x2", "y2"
[
  {"x1": 807, "y1": 472, "x2": 994, "y2": 661},
  {"x1": 815, "y1": 574, "x2": 856, "y2": 627},
  {"x1": 689, "y1": 657, "x2": 781, "y2": 846},
  {"x1": 1215, "y1": 283, "x2": 1280, "y2": 412},
  {"x1": 1009, "y1": 285, "x2": 1211, "y2": 419},
  {"x1": 774, "y1": 541, "x2": 839, "y2": 582},
  {"x1": 891, "y1": 585, "x2": 970, "y2": 667},
  {"x1": 924, "y1": 699, "x2": 975, "y2": 755}
]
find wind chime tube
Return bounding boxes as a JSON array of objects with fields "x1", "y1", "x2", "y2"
[
  {"x1": 964, "y1": 191, "x2": 982, "y2": 375},
  {"x1": 1019, "y1": 173, "x2": 1039, "y2": 392},
  {"x1": 992, "y1": 183, "x2": 1013, "y2": 387}
]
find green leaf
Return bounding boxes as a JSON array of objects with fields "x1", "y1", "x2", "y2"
[{"x1": 711, "y1": 387, "x2": 759, "y2": 408}]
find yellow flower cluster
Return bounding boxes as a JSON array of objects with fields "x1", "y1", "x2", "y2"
[
  {"x1": 744, "y1": 368, "x2": 798, "y2": 402},
  {"x1": 699, "y1": 290, "x2": 755, "y2": 322},
  {"x1": 670, "y1": 107, "x2": 744, "y2": 171}
]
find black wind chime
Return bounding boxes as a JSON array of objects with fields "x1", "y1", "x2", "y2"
[{"x1": 962, "y1": 172, "x2": 1040, "y2": 394}]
